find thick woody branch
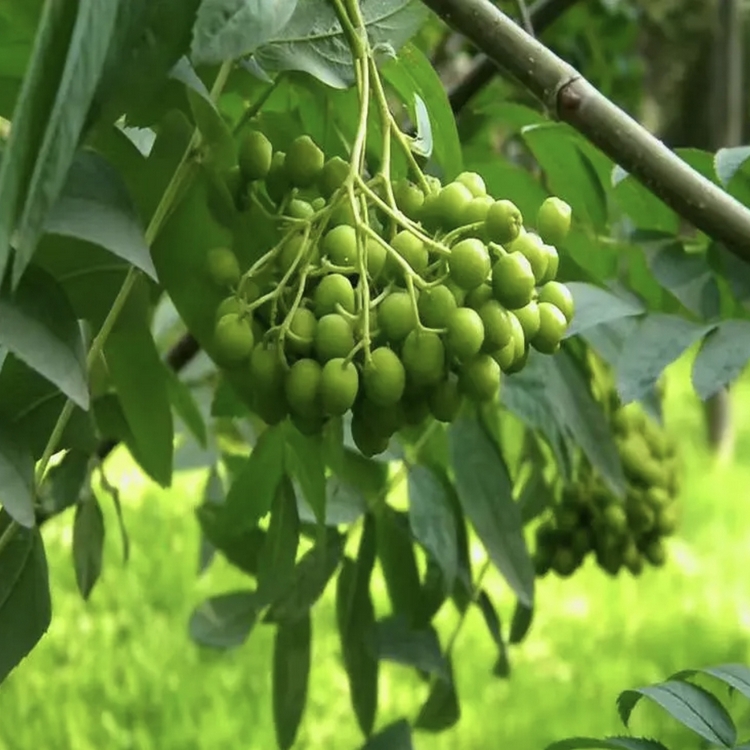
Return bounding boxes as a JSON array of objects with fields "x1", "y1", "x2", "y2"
[{"x1": 423, "y1": 0, "x2": 750, "y2": 262}]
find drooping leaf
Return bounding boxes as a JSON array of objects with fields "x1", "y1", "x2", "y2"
[
  {"x1": 670, "y1": 664, "x2": 750, "y2": 702},
  {"x1": 517, "y1": 463, "x2": 553, "y2": 524},
  {"x1": 0, "y1": 420, "x2": 35, "y2": 528},
  {"x1": 545, "y1": 738, "x2": 669, "y2": 750},
  {"x1": 256, "y1": 477, "x2": 300, "y2": 607},
  {"x1": 197, "y1": 467, "x2": 224, "y2": 574},
  {"x1": 11, "y1": 1, "x2": 124, "y2": 284},
  {"x1": 188, "y1": 589, "x2": 262, "y2": 649},
  {"x1": 0, "y1": 0, "x2": 78, "y2": 280},
  {"x1": 414, "y1": 656, "x2": 460, "y2": 732},
  {"x1": 616, "y1": 314, "x2": 715, "y2": 404},
  {"x1": 165, "y1": 368, "x2": 208, "y2": 448},
  {"x1": 449, "y1": 416, "x2": 535, "y2": 607},
  {"x1": 0, "y1": 264, "x2": 88, "y2": 409},
  {"x1": 38, "y1": 448, "x2": 90, "y2": 517},
  {"x1": 44, "y1": 149, "x2": 156, "y2": 279},
  {"x1": 407, "y1": 464, "x2": 458, "y2": 592},
  {"x1": 617, "y1": 681, "x2": 736, "y2": 747},
  {"x1": 476, "y1": 590, "x2": 510, "y2": 678},
  {"x1": 564, "y1": 282, "x2": 645, "y2": 338},
  {"x1": 509, "y1": 599, "x2": 534, "y2": 645},
  {"x1": 190, "y1": 0, "x2": 299, "y2": 66},
  {"x1": 376, "y1": 615, "x2": 448, "y2": 680},
  {"x1": 197, "y1": 503, "x2": 267, "y2": 576},
  {"x1": 375, "y1": 507, "x2": 422, "y2": 626},
  {"x1": 381, "y1": 41, "x2": 463, "y2": 179},
  {"x1": 0, "y1": 511, "x2": 52, "y2": 684},
  {"x1": 336, "y1": 515, "x2": 379, "y2": 738},
  {"x1": 254, "y1": 0, "x2": 428, "y2": 89},
  {"x1": 691, "y1": 320, "x2": 750, "y2": 400},
  {"x1": 272, "y1": 612, "x2": 311, "y2": 750},
  {"x1": 103, "y1": 281, "x2": 174, "y2": 487},
  {"x1": 285, "y1": 424, "x2": 327, "y2": 524},
  {"x1": 360, "y1": 719, "x2": 413, "y2": 750},
  {"x1": 72, "y1": 493, "x2": 105, "y2": 600}
]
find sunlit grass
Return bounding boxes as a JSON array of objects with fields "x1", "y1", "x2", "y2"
[{"x1": 1, "y1": 353, "x2": 750, "y2": 749}]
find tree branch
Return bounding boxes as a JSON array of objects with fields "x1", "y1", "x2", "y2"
[
  {"x1": 423, "y1": 0, "x2": 750, "y2": 262},
  {"x1": 447, "y1": 0, "x2": 580, "y2": 114}
]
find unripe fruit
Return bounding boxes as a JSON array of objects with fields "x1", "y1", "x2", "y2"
[
  {"x1": 285, "y1": 358, "x2": 322, "y2": 417},
  {"x1": 512, "y1": 301, "x2": 541, "y2": 340},
  {"x1": 207, "y1": 247, "x2": 241, "y2": 288},
  {"x1": 320, "y1": 358, "x2": 359, "y2": 415},
  {"x1": 418, "y1": 284, "x2": 457, "y2": 328},
  {"x1": 322, "y1": 225, "x2": 359, "y2": 267},
  {"x1": 419, "y1": 192, "x2": 441, "y2": 233},
  {"x1": 444, "y1": 279, "x2": 467, "y2": 306},
  {"x1": 366, "y1": 238, "x2": 387, "y2": 279},
  {"x1": 491, "y1": 253, "x2": 536, "y2": 310},
  {"x1": 449, "y1": 238, "x2": 491, "y2": 290},
  {"x1": 479, "y1": 300, "x2": 513, "y2": 350},
  {"x1": 291, "y1": 411, "x2": 326, "y2": 437},
  {"x1": 446, "y1": 307, "x2": 485, "y2": 361},
  {"x1": 394, "y1": 179, "x2": 425, "y2": 219},
  {"x1": 287, "y1": 308, "x2": 317, "y2": 356},
  {"x1": 504, "y1": 343, "x2": 529, "y2": 374},
  {"x1": 364, "y1": 347, "x2": 406, "y2": 406},
  {"x1": 462, "y1": 195, "x2": 494, "y2": 225},
  {"x1": 401, "y1": 331, "x2": 445, "y2": 386},
  {"x1": 311, "y1": 197, "x2": 326, "y2": 211},
  {"x1": 391, "y1": 230, "x2": 428, "y2": 275},
  {"x1": 507, "y1": 231, "x2": 548, "y2": 283},
  {"x1": 538, "y1": 281, "x2": 574, "y2": 322},
  {"x1": 379, "y1": 291, "x2": 417, "y2": 342},
  {"x1": 402, "y1": 395, "x2": 431, "y2": 427},
  {"x1": 456, "y1": 171, "x2": 487, "y2": 198},
  {"x1": 643, "y1": 538, "x2": 666, "y2": 567},
  {"x1": 314, "y1": 274, "x2": 355, "y2": 317},
  {"x1": 214, "y1": 313, "x2": 255, "y2": 362},
  {"x1": 318, "y1": 156, "x2": 349, "y2": 199},
  {"x1": 459, "y1": 354, "x2": 500, "y2": 401},
  {"x1": 351, "y1": 412, "x2": 390, "y2": 457},
  {"x1": 238, "y1": 130, "x2": 273, "y2": 182},
  {"x1": 250, "y1": 343, "x2": 285, "y2": 392},
  {"x1": 537, "y1": 196, "x2": 572, "y2": 246},
  {"x1": 355, "y1": 398, "x2": 404, "y2": 438},
  {"x1": 465, "y1": 283, "x2": 493, "y2": 311},
  {"x1": 428, "y1": 375, "x2": 464, "y2": 422},
  {"x1": 539, "y1": 243, "x2": 559, "y2": 284},
  {"x1": 531, "y1": 302, "x2": 568, "y2": 355},
  {"x1": 265, "y1": 151, "x2": 292, "y2": 204},
  {"x1": 552, "y1": 547, "x2": 578, "y2": 577},
  {"x1": 492, "y1": 339, "x2": 516, "y2": 372},
  {"x1": 216, "y1": 296, "x2": 243, "y2": 321},
  {"x1": 436, "y1": 182, "x2": 473, "y2": 229},
  {"x1": 286, "y1": 198, "x2": 314, "y2": 220},
  {"x1": 603, "y1": 504, "x2": 628, "y2": 533},
  {"x1": 485, "y1": 199, "x2": 523, "y2": 244},
  {"x1": 315, "y1": 314, "x2": 354, "y2": 362},
  {"x1": 285, "y1": 135, "x2": 324, "y2": 188},
  {"x1": 278, "y1": 233, "x2": 309, "y2": 275},
  {"x1": 329, "y1": 201, "x2": 356, "y2": 227}
]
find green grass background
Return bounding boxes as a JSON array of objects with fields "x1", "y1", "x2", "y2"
[{"x1": 2, "y1": 353, "x2": 750, "y2": 750}]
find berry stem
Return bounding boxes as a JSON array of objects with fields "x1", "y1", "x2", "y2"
[
  {"x1": 359, "y1": 223, "x2": 427, "y2": 288},
  {"x1": 232, "y1": 73, "x2": 285, "y2": 136}
]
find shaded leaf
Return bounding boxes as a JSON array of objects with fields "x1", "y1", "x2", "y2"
[
  {"x1": 39, "y1": 448, "x2": 90, "y2": 516},
  {"x1": 0, "y1": 421, "x2": 35, "y2": 528},
  {"x1": 272, "y1": 612, "x2": 311, "y2": 750},
  {"x1": 414, "y1": 656, "x2": 460, "y2": 732},
  {"x1": 197, "y1": 502, "x2": 267, "y2": 576},
  {"x1": 285, "y1": 424, "x2": 326, "y2": 524},
  {"x1": 611, "y1": 167, "x2": 680, "y2": 234},
  {"x1": 189, "y1": 590, "x2": 261, "y2": 649},
  {"x1": 0, "y1": 511, "x2": 52, "y2": 684},
  {"x1": 691, "y1": 320, "x2": 750, "y2": 400},
  {"x1": 476, "y1": 590, "x2": 510, "y2": 678},
  {"x1": 617, "y1": 681, "x2": 736, "y2": 747},
  {"x1": 509, "y1": 600, "x2": 534, "y2": 644},
  {"x1": 449, "y1": 416, "x2": 534, "y2": 606},
  {"x1": 376, "y1": 615, "x2": 447, "y2": 680},
  {"x1": 165, "y1": 368, "x2": 208, "y2": 448},
  {"x1": 564, "y1": 282, "x2": 645, "y2": 338},
  {"x1": 0, "y1": 264, "x2": 88, "y2": 409},
  {"x1": 546, "y1": 738, "x2": 669, "y2": 750},
  {"x1": 360, "y1": 719, "x2": 413, "y2": 750},
  {"x1": 715, "y1": 146, "x2": 750, "y2": 187},
  {"x1": 72, "y1": 493, "x2": 105, "y2": 600},
  {"x1": 197, "y1": 467, "x2": 224, "y2": 574},
  {"x1": 670, "y1": 663, "x2": 750, "y2": 702}
]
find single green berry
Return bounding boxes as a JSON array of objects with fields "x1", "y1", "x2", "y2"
[
  {"x1": 322, "y1": 225, "x2": 359, "y2": 267},
  {"x1": 391, "y1": 230, "x2": 428, "y2": 276},
  {"x1": 538, "y1": 281, "x2": 574, "y2": 322},
  {"x1": 206, "y1": 247, "x2": 241, "y2": 288},
  {"x1": 318, "y1": 156, "x2": 349, "y2": 199},
  {"x1": 459, "y1": 354, "x2": 501, "y2": 401},
  {"x1": 531, "y1": 302, "x2": 568, "y2": 355},
  {"x1": 479, "y1": 300, "x2": 514, "y2": 351},
  {"x1": 314, "y1": 274, "x2": 356, "y2": 317},
  {"x1": 428, "y1": 375, "x2": 464, "y2": 422},
  {"x1": 287, "y1": 308, "x2": 317, "y2": 356},
  {"x1": 285, "y1": 358, "x2": 323, "y2": 418},
  {"x1": 378, "y1": 291, "x2": 417, "y2": 342},
  {"x1": 491, "y1": 252, "x2": 536, "y2": 310},
  {"x1": 462, "y1": 195, "x2": 494, "y2": 226},
  {"x1": 401, "y1": 330, "x2": 445, "y2": 386},
  {"x1": 286, "y1": 198, "x2": 314, "y2": 220},
  {"x1": 436, "y1": 182, "x2": 474, "y2": 229},
  {"x1": 239, "y1": 130, "x2": 273, "y2": 182},
  {"x1": 393, "y1": 179, "x2": 425, "y2": 219},
  {"x1": 507, "y1": 231, "x2": 548, "y2": 283},
  {"x1": 320, "y1": 358, "x2": 359, "y2": 415},
  {"x1": 285, "y1": 135, "x2": 325, "y2": 188},
  {"x1": 418, "y1": 284, "x2": 458, "y2": 328},
  {"x1": 512, "y1": 300, "x2": 541, "y2": 340},
  {"x1": 214, "y1": 313, "x2": 254, "y2": 363},
  {"x1": 449, "y1": 238, "x2": 491, "y2": 290},
  {"x1": 485, "y1": 199, "x2": 523, "y2": 245},
  {"x1": 265, "y1": 151, "x2": 292, "y2": 204},
  {"x1": 456, "y1": 171, "x2": 487, "y2": 198},
  {"x1": 364, "y1": 347, "x2": 406, "y2": 406},
  {"x1": 446, "y1": 307, "x2": 485, "y2": 361},
  {"x1": 366, "y1": 238, "x2": 387, "y2": 280},
  {"x1": 315, "y1": 313, "x2": 355, "y2": 363},
  {"x1": 537, "y1": 196, "x2": 572, "y2": 246}
]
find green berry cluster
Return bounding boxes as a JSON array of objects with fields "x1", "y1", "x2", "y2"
[
  {"x1": 204, "y1": 130, "x2": 576, "y2": 457},
  {"x1": 534, "y1": 390, "x2": 681, "y2": 579}
]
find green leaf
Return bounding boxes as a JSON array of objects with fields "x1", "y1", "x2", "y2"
[
  {"x1": 197, "y1": 503, "x2": 267, "y2": 576},
  {"x1": 564, "y1": 282, "x2": 645, "y2": 338},
  {"x1": 381, "y1": 41, "x2": 463, "y2": 180},
  {"x1": 414, "y1": 656, "x2": 460, "y2": 732},
  {"x1": 285, "y1": 424, "x2": 326, "y2": 524},
  {"x1": 257, "y1": 478, "x2": 300, "y2": 607},
  {"x1": 38, "y1": 448, "x2": 90, "y2": 516},
  {"x1": 165, "y1": 368, "x2": 207, "y2": 448},
  {"x1": 0, "y1": 421, "x2": 35, "y2": 528},
  {"x1": 375, "y1": 507, "x2": 422, "y2": 625},
  {"x1": 224, "y1": 424, "x2": 286, "y2": 530},
  {"x1": 44, "y1": 149, "x2": 156, "y2": 279},
  {"x1": 0, "y1": 264, "x2": 88, "y2": 409},
  {"x1": 336, "y1": 515, "x2": 379, "y2": 738},
  {"x1": 0, "y1": 0, "x2": 78, "y2": 279},
  {"x1": 407, "y1": 464, "x2": 457, "y2": 591},
  {"x1": 521, "y1": 124, "x2": 607, "y2": 231},
  {"x1": 617, "y1": 681, "x2": 736, "y2": 747},
  {"x1": 691, "y1": 321, "x2": 750, "y2": 400},
  {"x1": 476, "y1": 590, "x2": 510, "y2": 678},
  {"x1": 517, "y1": 464, "x2": 552, "y2": 525},
  {"x1": 449, "y1": 415, "x2": 534, "y2": 607},
  {"x1": 197, "y1": 468, "x2": 224, "y2": 574},
  {"x1": 545, "y1": 738, "x2": 669, "y2": 750},
  {"x1": 612, "y1": 166, "x2": 680, "y2": 234},
  {"x1": 376, "y1": 615, "x2": 447, "y2": 680},
  {"x1": 0, "y1": 511, "x2": 52, "y2": 684},
  {"x1": 509, "y1": 600, "x2": 534, "y2": 644},
  {"x1": 72, "y1": 493, "x2": 105, "y2": 600},
  {"x1": 103, "y1": 283, "x2": 173, "y2": 487},
  {"x1": 264, "y1": 529, "x2": 345, "y2": 623},
  {"x1": 314, "y1": 475, "x2": 367, "y2": 526},
  {"x1": 189, "y1": 590, "x2": 261, "y2": 649},
  {"x1": 715, "y1": 146, "x2": 750, "y2": 187},
  {"x1": 254, "y1": 0, "x2": 428, "y2": 89},
  {"x1": 670, "y1": 664, "x2": 750, "y2": 701},
  {"x1": 272, "y1": 612, "x2": 311, "y2": 750},
  {"x1": 616, "y1": 314, "x2": 715, "y2": 404},
  {"x1": 190, "y1": 0, "x2": 299, "y2": 66},
  {"x1": 11, "y1": 1, "x2": 124, "y2": 285},
  {"x1": 360, "y1": 720, "x2": 413, "y2": 750}
]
